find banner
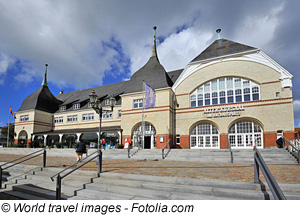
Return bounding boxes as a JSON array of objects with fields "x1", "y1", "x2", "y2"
[
  {"x1": 10, "y1": 107, "x2": 16, "y2": 119},
  {"x1": 144, "y1": 83, "x2": 156, "y2": 109}
]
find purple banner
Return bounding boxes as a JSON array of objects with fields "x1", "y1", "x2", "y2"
[{"x1": 144, "y1": 83, "x2": 156, "y2": 109}]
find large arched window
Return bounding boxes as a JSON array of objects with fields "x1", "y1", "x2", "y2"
[
  {"x1": 190, "y1": 123, "x2": 219, "y2": 148},
  {"x1": 190, "y1": 77, "x2": 260, "y2": 107},
  {"x1": 228, "y1": 121, "x2": 263, "y2": 148}
]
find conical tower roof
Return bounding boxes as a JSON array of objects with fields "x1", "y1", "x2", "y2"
[
  {"x1": 18, "y1": 64, "x2": 61, "y2": 113},
  {"x1": 125, "y1": 26, "x2": 173, "y2": 94}
]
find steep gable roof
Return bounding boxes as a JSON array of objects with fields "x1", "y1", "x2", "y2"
[{"x1": 191, "y1": 39, "x2": 257, "y2": 63}]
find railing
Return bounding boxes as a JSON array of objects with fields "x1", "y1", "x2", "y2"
[
  {"x1": 0, "y1": 148, "x2": 48, "y2": 189},
  {"x1": 253, "y1": 145, "x2": 286, "y2": 200},
  {"x1": 50, "y1": 150, "x2": 102, "y2": 200},
  {"x1": 282, "y1": 137, "x2": 300, "y2": 165},
  {"x1": 228, "y1": 142, "x2": 233, "y2": 163},
  {"x1": 162, "y1": 139, "x2": 171, "y2": 159},
  {"x1": 128, "y1": 143, "x2": 141, "y2": 158}
]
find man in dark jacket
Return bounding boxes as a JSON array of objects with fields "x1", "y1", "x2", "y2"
[{"x1": 75, "y1": 139, "x2": 86, "y2": 161}]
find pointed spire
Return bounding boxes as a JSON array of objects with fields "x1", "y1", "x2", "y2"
[
  {"x1": 41, "y1": 64, "x2": 48, "y2": 87},
  {"x1": 151, "y1": 26, "x2": 158, "y2": 60}
]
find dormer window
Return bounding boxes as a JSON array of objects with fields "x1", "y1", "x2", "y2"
[
  {"x1": 60, "y1": 106, "x2": 66, "y2": 111},
  {"x1": 105, "y1": 99, "x2": 111, "y2": 106},
  {"x1": 88, "y1": 102, "x2": 93, "y2": 108},
  {"x1": 73, "y1": 103, "x2": 80, "y2": 110}
]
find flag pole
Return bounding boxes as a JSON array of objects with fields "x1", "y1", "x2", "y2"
[
  {"x1": 7, "y1": 107, "x2": 11, "y2": 147},
  {"x1": 141, "y1": 81, "x2": 145, "y2": 149}
]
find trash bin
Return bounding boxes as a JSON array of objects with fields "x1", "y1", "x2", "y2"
[{"x1": 276, "y1": 137, "x2": 284, "y2": 148}]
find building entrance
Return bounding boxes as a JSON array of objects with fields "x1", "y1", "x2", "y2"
[{"x1": 144, "y1": 136, "x2": 151, "y2": 149}]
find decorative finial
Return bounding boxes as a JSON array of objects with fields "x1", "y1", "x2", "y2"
[
  {"x1": 41, "y1": 64, "x2": 48, "y2": 87},
  {"x1": 151, "y1": 26, "x2": 158, "y2": 60},
  {"x1": 216, "y1": 29, "x2": 221, "y2": 40}
]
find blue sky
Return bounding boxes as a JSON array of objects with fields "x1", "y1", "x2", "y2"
[{"x1": 1, "y1": 0, "x2": 300, "y2": 127}]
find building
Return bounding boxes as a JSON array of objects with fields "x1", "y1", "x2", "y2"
[{"x1": 14, "y1": 28, "x2": 294, "y2": 149}]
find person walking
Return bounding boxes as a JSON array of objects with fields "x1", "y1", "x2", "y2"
[
  {"x1": 102, "y1": 138, "x2": 106, "y2": 150},
  {"x1": 75, "y1": 139, "x2": 86, "y2": 161}
]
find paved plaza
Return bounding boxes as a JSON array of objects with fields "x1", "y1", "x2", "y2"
[{"x1": 1, "y1": 152, "x2": 300, "y2": 185}]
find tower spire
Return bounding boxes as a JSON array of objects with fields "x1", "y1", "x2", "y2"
[
  {"x1": 41, "y1": 64, "x2": 48, "y2": 87},
  {"x1": 151, "y1": 26, "x2": 158, "y2": 59}
]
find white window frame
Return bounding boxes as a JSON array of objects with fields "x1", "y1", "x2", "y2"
[
  {"x1": 82, "y1": 113, "x2": 94, "y2": 121},
  {"x1": 105, "y1": 99, "x2": 111, "y2": 106},
  {"x1": 190, "y1": 77, "x2": 260, "y2": 107},
  {"x1": 60, "y1": 106, "x2": 66, "y2": 111},
  {"x1": 54, "y1": 116, "x2": 63, "y2": 124},
  {"x1": 67, "y1": 115, "x2": 78, "y2": 123},
  {"x1": 133, "y1": 99, "x2": 143, "y2": 109},
  {"x1": 20, "y1": 114, "x2": 29, "y2": 122},
  {"x1": 118, "y1": 110, "x2": 122, "y2": 118},
  {"x1": 190, "y1": 123, "x2": 220, "y2": 149},
  {"x1": 73, "y1": 103, "x2": 80, "y2": 110}
]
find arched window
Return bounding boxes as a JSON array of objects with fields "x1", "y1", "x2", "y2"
[
  {"x1": 228, "y1": 121, "x2": 263, "y2": 148},
  {"x1": 190, "y1": 77, "x2": 260, "y2": 107},
  {"x1": 190, "y1": 123, "x2": 219, "y2": 148}
]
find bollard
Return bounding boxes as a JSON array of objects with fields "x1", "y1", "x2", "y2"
[
  {"x1": 0, "y1": 167, "x2": 2, "y2": 189},
  {"x1": 43, "y1": 149, "x2": 47, "y2": 168},
  {"x1": 56, "y1": 174, "x2": 61, "y2": 200}
]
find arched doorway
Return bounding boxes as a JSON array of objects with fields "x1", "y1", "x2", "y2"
[
  {"x1": 228, "y1": 121, "x2": 263, "y2": 148},
  {"x1": 18, "y1": 130, "x2": 28, "y2": 147},
  {"x1": 190, "y1": 123, "x2": 219, "y2": 148},
  {"x1": 132, "y1": 123, "x2": 156, "y2": 149}
]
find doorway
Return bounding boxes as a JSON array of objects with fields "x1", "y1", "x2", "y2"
[{"x1": 144, "y1": 136, "x2": 151, "y2": 149}]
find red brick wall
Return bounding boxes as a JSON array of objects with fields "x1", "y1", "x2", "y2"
[
  {"x1": 220, "y1": 134, "x2": 228, "y2": 149},
  {"x1": 283, "y1": 131, "x2": 295, "y2": 141},
  {"x1": 264, "y1": 132, "x2": 277, "y2": 148},
  {"x1": 179, "y1": 135, "x2": 190, "y2": 149},
  {"x1": 156, "y1": 134, "x2": 173, "y2": 149}
]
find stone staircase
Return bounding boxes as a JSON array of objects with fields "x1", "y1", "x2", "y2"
[
  {"x1": 0, "y1": 147, "x2": 299, "y2": 200},
  {"x1": 1, "y1": 163, "x2": 300, "y2": 200}
]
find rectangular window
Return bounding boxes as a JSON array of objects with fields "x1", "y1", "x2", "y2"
[
  {"x1": 133, "y1": 99, "x2": 143, "y2": 109},
  {"x1": 211, "y1": 80, "x2": 218, "y2": 91},
  {"x1": 227, "y1": 90, "x2": 234, "y2": 103},
  {"x1": 252, "y1": 87, "x2": 259, "y2": 101},
  {"x1": 82, "y1": 113, "x2": 94, "y2": 121},
  {"x1": 205, "y1": 93, "x2": 210, "y2": 106},
  {"x1": 243, "y1": 80, "x2": 250, "y2": 87},
  {"x1": 234, "y1": 78, "x2": 241, "y2": 88},
  {"x1": 227, "y1": 78, "x2": 233, "y2": 89},
  {"x1": 105, "y1": 99, "x2": 110, "y2": 106},
  {"x1": 60, "y1": 106, "x2": 66, "y2": 111},
  {"x1": 103, "y1": 112, "x2": 112, "y2": 119},
  {"x1": 190, "y1": 95, "x2": 196, "y2": 107},
  {"x1": 20, "y1": 114, "x2": 29, "y2": 122},
  {"x1": 235, "y1": 89, "x2": 242, "y2": 103},
  {"x1": 197, "y1": 94, "x2": 203, "y2": 107},
  {"x1": 73, "y1": 103, "x2": 80, "y2": 110},
  {"x1": 67, "y1": 115, "x2": 78, "y2": 122},
  {"x1": 219, "y1": 78, "x2": 225, "y2": 90},
  {"x1": 212, "y1": 92, "x2": 218, "y2": 105},
  {"x1": 88, "y1": 102, "x2": 93, "y2": 108},
  {"x1": 118, "y1": 110, "x2": 122, "y2": 118},
  {"x1": 243, "y1": 88, "x2": 250, "y2": 102},
  {"x1": 176, "y1": 135, "x2": 180, "y2": 144},
  {"x1": 219, "y1": 91, "x2": 226, "y2": 104},
  {"x1": 54, "y1": 116, "x2": 63, "y2": 124},
  {"x1": 276, "y1": 92, "x2": 280, "y2": 98},
  {"x1": 197, "y1": 87, "x2": 203, "y2": 94},
  {"x1": 204, "y1": 83, "x2": 210, "y2": 92}
]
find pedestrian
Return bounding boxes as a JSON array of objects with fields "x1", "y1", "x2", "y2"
[
  {"x1": 75, "y1": 139, "x2": 86, "y2": 161},
  {"x1": 102, "y1": 138, "x2": 106, "y2": 150}
]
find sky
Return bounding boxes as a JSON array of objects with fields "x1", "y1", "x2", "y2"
[{"x1": 0, "y1": 0, "x2": 300, "y2": 127}]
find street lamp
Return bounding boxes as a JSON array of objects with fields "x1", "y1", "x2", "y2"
[{"x1": 89, "y1": 90, "x2": 116, "y2": 173}]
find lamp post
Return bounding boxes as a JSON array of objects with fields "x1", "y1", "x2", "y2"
[{"x1": 89, "y1": 90, "x2": 116, "y2": 173}]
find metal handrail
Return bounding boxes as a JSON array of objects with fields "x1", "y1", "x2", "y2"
[
  {"x1": 162, "y1": 139, "x2": 171, "y2": 159},
  {"x1": 254, "y1": 146, "x2": 286, "y2": 200},
  {"x1": 128, "y1": 143, "x2": 141, "y2": 158},
  {"x1": 50, "y1": 150, "x2": 98, "y2": 181},
  {"x1": 282, "y1": 136, "x2": 300, "y2": 165},
  {"x1": 53, "y1": 150, "x2": 102, "y2": 200},
  {"x1": 228, "y1": 142, "x2": 233, "y2": 163},
  {"x1": 0, "y1": 148, "x2": 47, "y2": 189}
]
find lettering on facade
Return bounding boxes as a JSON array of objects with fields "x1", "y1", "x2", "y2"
[{"x1": 204, "y1": 105, "x2": 245, "y2": 118}]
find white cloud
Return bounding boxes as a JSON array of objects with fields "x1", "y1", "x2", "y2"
[{"x1": 0, "y1": 54, "x2": 15, "y2": 84}]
